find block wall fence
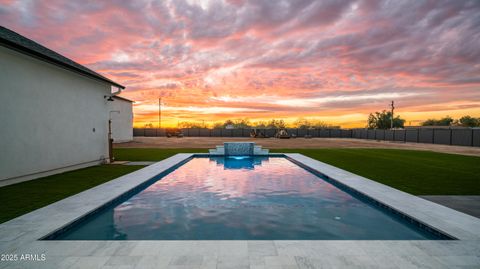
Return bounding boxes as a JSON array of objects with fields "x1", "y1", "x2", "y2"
[{"x1": 133, "y1": 128, "x2": 480, "y2": 147}]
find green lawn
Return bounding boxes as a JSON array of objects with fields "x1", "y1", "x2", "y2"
[
  {"x1": 272, "y1": 148, "x2": 480, "y2": 195},
  {"x1": 115, "y1": 148, "x2": 480, "y2": 195},
  {"x1": 0, "y1": 165, "x2": 144, "y2": 224},
  {"x1": 114, "y1": 148, "x2": 208, "y2": 161}
]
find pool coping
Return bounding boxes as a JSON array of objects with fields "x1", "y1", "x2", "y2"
[
  {"x1": 283, "y1": 153, "x2": 480, "y2": 240},
  {"x1": 0, "y1": 153, "x2": 479, "y2": 268}
]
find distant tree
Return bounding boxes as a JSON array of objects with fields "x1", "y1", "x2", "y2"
[
  {"x1": 219, "y1": 119, "x2": 234, "y2": 128},
  {"x1": 367, "y1": 110, "x2": 405, "y2": 129},
  {"x1": 212, "y1": 122, "x2": 224, "y2": 129},
  {"x1": 210, "y1": 119, "x2": 252, "y2": 129},
  {"x1": 252, "y1": 121, "x2": 267, "y2": 128},
  {"x1": 421, "y1": 119, "x2": 437, "y2": 126},
  {"x1": 232, "y1": 119, "x2": 251, "y2": 128},
  {"x1": 178, "y1": 121, "x2": 204, "y2": 128},
  {"x1": 266, "y1": 119, "x2": 286, "y2": 129},
  {"x1": 293, "y1": 118, "x2": 333, "y2": 129},
  {"x1": 458, "y1": 116, "x2": 480, "y2": 127},
  {"x1": 293, "y1": 118, "x2": 311, "y2": 129},
  {"x1": 144, "y1": 123, "x2": 154, "y2": 128},
  {"x1": 421, "y1": 116, "x2": 454, "y2": 126}
]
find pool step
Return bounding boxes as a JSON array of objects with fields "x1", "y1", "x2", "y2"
[
  {"x1": 209, "y1": 144, "x2": 269, "y2": 156},
  {"x1": 253, "y1": 145, "x2": 269, "y2": 156},
  {"x1": 209, "y1": 146, "x2": 225, "y2": 155}
]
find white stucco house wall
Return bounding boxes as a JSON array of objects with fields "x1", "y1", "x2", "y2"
[
  {"x1": 109, "y1": 96, "x2": 134, "y2": 143},
  {"x1": 0, "y1": 26, "x2": 125, "y2": 187}
]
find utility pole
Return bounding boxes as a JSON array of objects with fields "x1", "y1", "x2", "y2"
[
  {"x1": 158, "y1": 97, "x2": 162, "y2": 129},
  {"x1": 390, "y1": 100, "x2": 395, "y2": 129}
]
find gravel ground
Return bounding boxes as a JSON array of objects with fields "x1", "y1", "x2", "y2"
[{"x1": 115, "y1": 137, "x2": 480, "y2": 156}]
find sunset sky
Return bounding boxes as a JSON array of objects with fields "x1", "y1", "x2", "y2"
[{"x1": 1, "y1": 0, "x2": 479, "y2": 128}]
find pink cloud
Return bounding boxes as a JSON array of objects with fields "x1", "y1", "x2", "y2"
[{"x1": 1, "y1": 0, "x2": 479, "y2": 127}]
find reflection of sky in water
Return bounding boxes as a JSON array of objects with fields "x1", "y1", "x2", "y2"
[{"x1": 57, "y1": 157, "x2": 439, "y2": 240}]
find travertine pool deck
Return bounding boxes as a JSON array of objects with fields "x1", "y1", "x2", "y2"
[
  {"x1": 420, "y1": 196, "x2": 480, "y2": 219},
  {"x1": 1, "y1": 153, "x2": 479, "y2": 269}
]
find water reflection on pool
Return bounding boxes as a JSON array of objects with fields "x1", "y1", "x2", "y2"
[{"x1": 55, "y1": 157, "x2": 441, "y2": 240}]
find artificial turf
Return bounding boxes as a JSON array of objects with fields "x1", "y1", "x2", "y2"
[
  {"x1": 0, "y1": 165, "x2": 144, "y2": 224},
  {"x1": 113, "y1": 148, "x2": 208, "y2": 161},
  {"x1": 272, "y1": 148, "x2": 480, "y2": 196}
]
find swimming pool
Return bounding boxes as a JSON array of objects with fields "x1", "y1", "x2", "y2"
[{"x1": 48, "y1": 156, "x2": 448, "y2": 240}]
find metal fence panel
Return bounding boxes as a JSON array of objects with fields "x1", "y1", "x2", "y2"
[
  {"x1": 433, "y1": 129, "x2": 450, "y2": 145},
  {"x1": 232, "y1": 129, "x2": 243, "y2": 137},
  {"x1": 157, "y1": 128, "x2": 165, "y2": 136},
  {"x1": 394, "y1": 130, "x2": 406, "y2": 142},
  {"x1": 286, "y1": 128, "x2": 297, "y2": 137},
  {"x1": 262, "y1": 129, "x2": 274, "y2": 137},
  {"x1": 367, "y1": 130, "x2": 375, "y2": 140},
  {"x1": 180, "y1": 128, "x2": 189, "y2": 136},
  {"x1": 405, "y1": 129, "x2": 418, "y2": 143},
  {"x1": 331, "y1": 129, "x2": 341, "y2": 138},
  {"x1": 473, "y1": 129, "x2": 480, "y2": 147},
  {"x1": 295, "y1": 129, "x2": 306, "y2": 137},
  {"x1": 211, "y1": 128, "x2": 221, "y2": 137},
  {"x1": 133, "y1": 128, "x2": 144, "y2": 136},
  {"x1": 451, "y1": 129, "x2": 472, "y2": 146},
  {"x1": 310, "y1": 129, "x2": 320, "y2": 137},
  {"x1": 359, "y1": 130, "x2": 367, "y2": 139},
  {"x1": 356, "y1": 130, "x2": 361, "y2": 139},
  {"x1": 144, "y1": 128, "x2": 157, "y2": 137},
  {"x1": 222, "y1": 129, "x2": 233, "y2": 137},
  {"x1": 190, "y1": 128, "x2": 201, "y2": 137},
  {"x1": 318, "y1": 129, "x2": 328, "y2": 137},
  {"x1": 375, "y1": 130, "x2": 385, "y2": 140},
  {"x1": 357, "y1": 129, "x2": 364, "y2": 139},
  {"x1": 385, "y1": 130, "x2": 394, "y2": 141},
  {"x1": 341, "y1": 129, "x2": 351, "y2": 138},
  {"x1": 419, "y1": 129, "x2": 433, "y2": 144},
  {"x1": 198, "y1": 128, "x2": 210, "y2": 137},
  {"x1": 132, "y1": 127, "x2": 479, "y2": 147},
  {"x1": 242, "y1": 129, "x2": 251, "y2": 137}
]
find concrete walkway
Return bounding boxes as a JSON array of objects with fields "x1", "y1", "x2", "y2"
[{"x1": 420, "y1": 196, "x2": 480, "y2": 219}]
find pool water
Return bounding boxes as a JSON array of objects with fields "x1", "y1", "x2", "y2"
[{"x1": 54, "y1": 156, "x2": 443, "y2": 240}]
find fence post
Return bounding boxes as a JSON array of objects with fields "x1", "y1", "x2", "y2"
[
  {"x1": 432, "y1": 129, "x2": 435, "y2": 144},
  {"x1": 449, "y1": 129, "x2": 453, "y2": 145},
  {"x1": 417, "y1": 129, "x2": 419, "y2": 143},
  {"x1": 472, "y1": 129, "x2": 475, "y2": 146}
]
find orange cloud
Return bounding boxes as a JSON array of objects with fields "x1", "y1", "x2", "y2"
[{"x1": 1, "y1": 0, "x2": 479, "y2": 128}]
